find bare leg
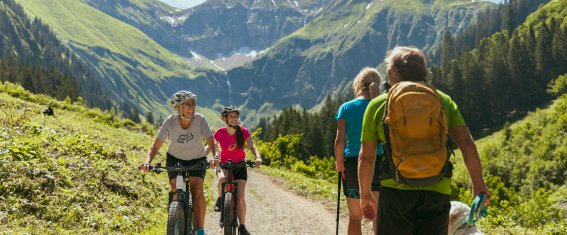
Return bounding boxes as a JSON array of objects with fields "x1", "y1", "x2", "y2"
[
  {"x1": 169, "y1": 179, "x2": 177, "y2": 200},
  {"x1": 217, "y1": 177, "x2": 224, "y2": 198},
  {"x1": 189, "y1": 177, "x2": 206, "y2": 228},
  {"x1": 236, "y1": 179, "x2": 247, "y2": 225},
  {"x1": 346, "y1": 197, "x2": 363, "y2": 235}
]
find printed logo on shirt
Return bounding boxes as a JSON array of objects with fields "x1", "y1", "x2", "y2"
[
  {"x1": 228, "y1": 143, "x2": 237, "y2": 151},
  {"x1": 177, "y1": 133, "x2": 194, "y2": 143}
]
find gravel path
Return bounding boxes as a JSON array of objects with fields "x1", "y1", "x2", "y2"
[{"x1": 205, "y1": 170, "x2": 364, "y2": 234}]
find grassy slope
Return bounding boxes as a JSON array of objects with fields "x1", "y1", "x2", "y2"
[
  {"x1": 281, "y1": 1, "x2": 380, "y2": 56},
  {"x1": 262, "y1": 95, "x2": 567, "y2": 234},
  {"x1": 0, "y1": 82, "x2": 216, "y2": 234},
  {"x1": 274, "y1": 0, "x2": 481, "y2": 58},
  {"x1": 450, "y1": 94, "x2": 567, "y2": 233},
  {"x1": 15, "y1": 0, "x2": 192, "y2": 80},
  {"x1": 13, "y1": 0, "x2": 215, "y2": 117},
  {"x1": 1, "y1": 82, "x2": 565, "y2": 233}
]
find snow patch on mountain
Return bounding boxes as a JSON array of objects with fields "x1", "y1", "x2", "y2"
[{"x1": 190, "y1": 50, "x2": 202, "y2": 60}]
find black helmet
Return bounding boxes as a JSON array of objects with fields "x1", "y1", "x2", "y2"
[{"x1": 221, "y1": 106, "x2": 239, "y2": 117}]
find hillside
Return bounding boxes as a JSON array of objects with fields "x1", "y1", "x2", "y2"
[
  {"x1": 227, "y1": 0, "x2": 492, "y2": 113},
  {"x1": 1, "y1": 80, "x2": 565, "y2": 233},
  {"x1": 0, "y1": 0, "x2": 110, "y2": 109},
  {"x1": 0, "y1": 82, "x2": 220, "y2": 233},
  {"x1": 431, "y1": 0, "x2": 565, "y2": 135},
  {"x1": 14, "y1": 0, "x2": 226, "y2": 117},
  {"x1": 172, "y1": 0, "x2": 331, "y2": 58},
  {"x1": 83, "y1": 0, "x2": 334, "y2": 71},
  {"x1": 450, "y1": 92, "x2": 567, "y2": 232},
  {"x1": 80, "y1": 0, "x2": 183, "y2": 56}
]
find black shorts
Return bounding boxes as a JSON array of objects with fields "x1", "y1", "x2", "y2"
[
  {"x1": 343, "y1": 156, "x2": 381, "y2": 199},
  {"x1": 221, "y1": 161, "x2": 248, "y2": 181},
  {"x1": 166, "y1": 153, "x2": 207, "y2": 180},
  {"x1": 377, "y1": 187, "x2": 450, "y2": 234}
]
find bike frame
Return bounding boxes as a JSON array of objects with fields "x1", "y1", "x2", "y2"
[
  {"x1": 220, "y1": 164, "x2": 238, "y2": 230},
  {"x1": 219, "y1": 160, "x2": 254, "y2": 231},
  {"x1": 146, "y1": 162, "x2": 206, "y2": 235},
  {"x1": 174, "y1": 167, "x2": 193, "y2": 235}
]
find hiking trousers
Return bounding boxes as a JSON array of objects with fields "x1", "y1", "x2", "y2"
[{"x1": 376, "y1": 187, "x2": 450, "y2": 235}]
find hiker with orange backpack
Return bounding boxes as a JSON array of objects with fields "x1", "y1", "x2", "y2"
[
  {"x1": 334, "y1": 67, "x2": 382, "y2": 235},
  {"x1": 358, "y1": 46, "x2": 491, "y2": 234}
]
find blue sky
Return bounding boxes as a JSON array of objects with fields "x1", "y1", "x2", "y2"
[
  {"x1": 159, "y1": 0, "x2": 206, "y2": 9},
  {"x1": 158, "y1": 0, "x2": 503, "y2": 10}
]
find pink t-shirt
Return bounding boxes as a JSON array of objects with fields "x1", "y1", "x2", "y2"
[{"x1": 213, "y1": 126, "x2": 251, "y2": 163}]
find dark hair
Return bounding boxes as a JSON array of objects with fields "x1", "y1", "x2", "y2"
[
  {"x1": 385, "y1": 46, "x2": 429, "y2": 82},
  {"x1": 234, "y1": 125, "x2": 245, "y2": 149}
]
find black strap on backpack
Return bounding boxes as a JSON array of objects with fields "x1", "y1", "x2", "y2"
[{"x1": 380, "y1": 99, "x2": 396, "y2": 181}]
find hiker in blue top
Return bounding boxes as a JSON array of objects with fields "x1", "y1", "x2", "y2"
[
  {"x1": 359, "y1": 46, "x2": 491, "y2": 234},
  {"x1": 334, "y1": 67, "x2": 383, "y2": 235}
]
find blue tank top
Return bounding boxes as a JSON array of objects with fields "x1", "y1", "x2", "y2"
[{"x1": 336, "y1": 98, "x2": 383, "y2": 158}]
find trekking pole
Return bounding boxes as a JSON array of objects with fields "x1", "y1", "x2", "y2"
[{"x1": 336, "y1": 171, "x2": 342, "y2": 235}]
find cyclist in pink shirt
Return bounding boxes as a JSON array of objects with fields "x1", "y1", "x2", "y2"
[{"x1": 212, "y1": 106, "x2": 262, "y2": 235}]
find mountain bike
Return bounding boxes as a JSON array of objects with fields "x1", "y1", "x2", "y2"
[
  {"x1": 218, "y1": 160, "x2": 255, "y2": 235},
  {"x1": 144, "y1": 161, "x2": 208, "y2": 235}
]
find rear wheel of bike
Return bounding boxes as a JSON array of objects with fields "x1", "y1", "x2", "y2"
[
  {"x1": 223, "y1": 192, "x2": 236, "y2": 235},
  {"x1": 167, "y1": 201, "x2": 185, "y2": 235}
]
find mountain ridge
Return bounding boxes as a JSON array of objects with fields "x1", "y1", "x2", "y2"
[{"x1": 227, "y1": 0, "x2": 490, "y2": 113}]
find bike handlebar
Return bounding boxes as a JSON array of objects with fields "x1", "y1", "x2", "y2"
[
  {"x1": 219, "y1": 160, "x2": 255, "y2": 170},
  {"x1": 139, "y1": 161, "x2": 210, "y2": 174}
]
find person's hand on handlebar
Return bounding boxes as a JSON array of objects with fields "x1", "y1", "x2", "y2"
[
  {"x1": 213, "y1": 155, "x2": 220, "y2": 169},
  {"x1": 139, "y1": 161, "x2": 151, "y2": 172}
]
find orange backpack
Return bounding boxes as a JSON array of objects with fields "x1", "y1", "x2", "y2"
[{"x1": 381, "y1": 81, "x2": 452, "y2": 186}]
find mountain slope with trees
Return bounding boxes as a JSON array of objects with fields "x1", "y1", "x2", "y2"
[
  {"x1": 14, "y1": 0, "x2": 226, "y2": 117},
  {"x1": 431, "y1": 0, "x2": 566, "y2": 135},
  {"x1": 227, "y1": 0, "x2": 492, "y2": 111},
  {"x1": 0, "y1": 0, "x2": 110, "y2": 108},
  {"x1": 82, "y1": 0, "x2": 336, "y2": 70},
  {"x1": 450, "y1": 91, "x2": 567, "y2": 232},
  {"x1": 254, "y1": 2, "x2": 567, "y2": 165}
]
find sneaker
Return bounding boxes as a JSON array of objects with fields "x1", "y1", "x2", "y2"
[
  {"x1": 195, "y1": 228, "x2": 205, "y2": 235},
  {"x1": 214, "y1": 197, "x2": 221, "y2": 212},
  {"x1": 238, "y1": 224, "x2": 250, "y2": 235}
]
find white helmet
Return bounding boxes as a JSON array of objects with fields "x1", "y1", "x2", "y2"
[{"x1": 170, "y1": 90, "x2": 197, "y2": 109}]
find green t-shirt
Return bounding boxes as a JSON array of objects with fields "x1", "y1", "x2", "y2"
[{"x1": 361, "y1": 90, "x2": 465, "y2": 195}]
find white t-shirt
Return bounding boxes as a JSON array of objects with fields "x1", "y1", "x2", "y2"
[{"x1": 156, "y1": 113, "x2": 213, "y2": 160}]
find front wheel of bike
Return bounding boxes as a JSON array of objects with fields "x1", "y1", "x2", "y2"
[
  {"x1": 167, "y1": 201, "x2": 185, "y2": 235},
  {"x1": 187, "y1": 208, "x2": 197, "y2": 235},
  {"x1": 186, "y1": 194, "x2": 197, "y2": 235},
  {"x1": 223, "y1": 192, "x2": 236, "y2": 235}
]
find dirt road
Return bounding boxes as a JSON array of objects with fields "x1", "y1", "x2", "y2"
[{"x1": 205, "y1": 170, "x2": 374, "y2": 234}]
